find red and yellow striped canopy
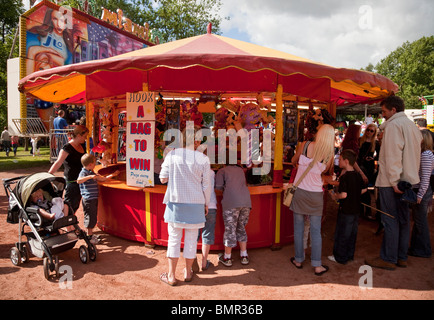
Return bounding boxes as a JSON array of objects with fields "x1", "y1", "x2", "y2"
[{"x1": 19, "y1": 30, "x2": 398, "y2": 106}]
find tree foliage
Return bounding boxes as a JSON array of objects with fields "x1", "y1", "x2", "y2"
[
  {"x1": 62, "y1": 0, "x2": 228, "y2": 43},
  {"x1": 373, "y1": 36, "x2": 434, "y2": 108},
  {"x1": 142, "y1": 0, "x2": 228, "y2": 43}
]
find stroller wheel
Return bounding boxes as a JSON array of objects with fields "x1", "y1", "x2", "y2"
[
  {"x1": 43, "y1": 257, "x2": 50, "y2": 280},
  {"x1": 88, "y1": 243, "x2": 97, "y2": 262},
  {"x1": 10, "y1": 247, "x2": 22, "y2": 266},
  {"x1": 79, "y1": 245, "x2": 89, "y2": 264},
  {"x1": 54, "y1": 256, "x2": 60, "y2": 278},
  {"x1": 20, "y1": 244, "x2": 29, "y2": 264}
]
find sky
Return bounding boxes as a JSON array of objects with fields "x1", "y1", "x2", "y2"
[{"x1": 217, "y1": 0, "x2": 434, "y2": 69}]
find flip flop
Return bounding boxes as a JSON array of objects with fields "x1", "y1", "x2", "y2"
[
  {"x1": 314, "y1": 265, "x2": 329, "y2": 276},
  {"x1": 290, "y1": 257, "x2": 303, "y2": 269},
  {"x1": 202, "y1": 260, "x2": 211, "y2": 271},
  {"x1": 160, "y1": 272, "x2": 177, "y2": 286}
]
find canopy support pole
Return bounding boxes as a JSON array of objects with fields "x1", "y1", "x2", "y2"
[
  {"x1": 273, "y1": 84, "x2": 284, "y2": 188},
  {"x1": 271, "y1": 84, "x2": 283, "y2": 250},
  {"x1": 85, "y1": 101, "x2": 92, "y2": 153}
]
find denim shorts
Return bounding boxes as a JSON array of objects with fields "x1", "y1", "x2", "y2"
[
  {"x1": 199, "y1": 209, "x2": 217, "y2": 245},
  {"x1": 82, "y1": 198, "x2": 98, "y2": 229}
]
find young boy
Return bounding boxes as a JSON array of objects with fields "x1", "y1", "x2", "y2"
[
  {"x1": 328, "y1": 149, "x2": 367, "y2": 264},
  {"x1": 30, "y1": 188, "x2": 69, "y2": 221},
  {"x1": 77, "y1": 154, "x2": 119, "y2": 244}
]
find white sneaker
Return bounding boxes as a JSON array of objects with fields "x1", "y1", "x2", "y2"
[
  {"x1": 327, "y1": 255, "x2": 337, "y2": 262},
  {"x1": 89, "y1": 235, "x2": 100, "y2": 244}
]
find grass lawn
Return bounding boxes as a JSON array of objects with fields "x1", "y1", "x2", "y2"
[{"x1": 0, "y1": 147, "x2": 52, "y2": 172}]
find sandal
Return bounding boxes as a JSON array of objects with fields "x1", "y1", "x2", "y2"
[
  {"x1": 290, "y1": 257, "x2": 302, "y2": 269},
  {"x1": 160, "y1": 272, "x2": 177, "y2": 286},
  {"x1": 202, "y1": 260, "x2": 211, "y2": 271},
  {"x1": 314, "y1": 265, "x2": 329, "y2": 276}
]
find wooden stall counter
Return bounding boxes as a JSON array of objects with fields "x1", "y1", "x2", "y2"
[{"x1": 96, "y1": 163, "x2": 295, "y2": 250}]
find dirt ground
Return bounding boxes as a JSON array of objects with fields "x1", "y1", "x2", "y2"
[{"x1": 1, "y1": 164, "x2": 433, "y2": 302}]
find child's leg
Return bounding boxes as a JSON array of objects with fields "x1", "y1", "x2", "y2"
[
  {"x1": 236, "y1": 207, "x2": 250, "y2": 256},
  {"x1": 201, "y1": 209, "x2": 216, "y2": 267},
  {"x1": 222, "y1": 208, "x2": 238, "y2": 258},
  {"x1": 38, "y1": 209, "x2": 55, "y2": 220},
  {"x1": 333, "y1": 211, "x2": 355, "y2": 264},
  {"x1": 83, "y1": 199, "x2": 98, "y2": 236},
  {"x1": 347, "y1": 214, "x2": 359, "y2": 260}
]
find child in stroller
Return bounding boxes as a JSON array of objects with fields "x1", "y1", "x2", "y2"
[{"x1": 29, "y1": 188, "x2": 69, "y2": 222}]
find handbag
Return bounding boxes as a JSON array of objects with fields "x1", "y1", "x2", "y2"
[{"x1": 283, "y1": 161, "x2": 315, "y2": 207}]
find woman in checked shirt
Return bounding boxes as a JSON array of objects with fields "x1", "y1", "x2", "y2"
[{"x1": 158, "y1": 124, "x2": 211, "y2": 286}]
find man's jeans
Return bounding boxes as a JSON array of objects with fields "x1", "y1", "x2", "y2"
[{"x1": 378, "y1": 187, "x2": 411, "y2": 264}]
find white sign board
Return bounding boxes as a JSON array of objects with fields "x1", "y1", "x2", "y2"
[
  {"x1": 126, "y1": 91, "x2": 155, "y2": 121},
  {"x1": 427, "y1": 105, "x2": 433, "y2": 126},
  {"x1": 126, "y1": 92, "x2": 155, "y2": 187}
]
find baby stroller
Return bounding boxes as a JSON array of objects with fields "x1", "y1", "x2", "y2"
[{"x1": 3, "y1": 172, "x2": 97, "y2": 280}]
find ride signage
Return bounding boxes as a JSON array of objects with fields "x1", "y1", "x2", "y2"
[{"x1": 126, "y1": 92, "x2": 155, "y2": 187}]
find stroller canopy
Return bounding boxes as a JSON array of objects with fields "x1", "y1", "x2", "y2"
[{"x1": 18, "y1": 173, "x2": 66, "y2": 207}]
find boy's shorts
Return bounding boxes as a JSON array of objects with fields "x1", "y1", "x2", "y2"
[
  {"x1": 199, "y1": 208, "x2": 217, "y2": 245},
  {"x1": 82, "y1": 198, "x2": 98, "y2": 229}
]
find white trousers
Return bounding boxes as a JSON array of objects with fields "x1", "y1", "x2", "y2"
[{"x1": 166, "y1": 223, "x2": 199, "y2": 259}]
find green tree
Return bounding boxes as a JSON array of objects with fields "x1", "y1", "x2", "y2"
[
  {"x1": 144, "y1": 0, "x2": 228, "y2": 43},
  {"x1": 63, "y1": 0, "x2": 228, "y2": 43},
  {"x1": 374, "y1": 36, "x2": 434, "y2": 108}
]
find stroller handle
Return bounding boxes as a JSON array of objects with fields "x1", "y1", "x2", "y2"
[{"x1": 2, "y1": 176, "x2": 27, "y2": 186}]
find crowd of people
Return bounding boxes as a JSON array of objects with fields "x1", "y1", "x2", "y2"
[
  {"x1": 1, "y1": 126, "x2": 44, "y2": 157},
  {"x1": 289, "y1": 96, "x2": 432, "y2": 275},
  {"x1": 6, "y1": 94, "x2": 430, "y2": 285},
  {"x1": 157, "y1": 95, "x2": 432, "y2": 284}
]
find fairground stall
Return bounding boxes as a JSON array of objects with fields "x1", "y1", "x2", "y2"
[{"x1": 18, "y1": 24, "x2": 398, "y2": 250}]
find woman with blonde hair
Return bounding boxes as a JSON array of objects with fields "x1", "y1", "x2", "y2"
[
  {"x1": 289, "y1": 124, "x2": 335, "y2": 276},
  {"x1": 358, "y1": 124, "x2": 380, "y2": 219},
  {"x1": 409, "y1": 129, "x2": 434, "y2": 258}
]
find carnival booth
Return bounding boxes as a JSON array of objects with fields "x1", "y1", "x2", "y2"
[{"x1": 19, "y1": 25, "x2": 398, "y2": 250}]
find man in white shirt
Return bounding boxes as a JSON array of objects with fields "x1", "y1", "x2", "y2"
[
  {"x1": 366, "y1": 96, "x2": 422, "y2": 271},
  {"x1": 365, "y1": 114, "x2": 374, "y2": 125}
]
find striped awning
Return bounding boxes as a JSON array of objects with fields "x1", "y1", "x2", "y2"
[{"x1": 18, "y1": 28, "x2": 398, "y2": 106}]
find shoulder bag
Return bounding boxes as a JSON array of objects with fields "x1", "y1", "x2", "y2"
[{"x1": 283, "y1": 161, "x2": 315, "y2": 207}]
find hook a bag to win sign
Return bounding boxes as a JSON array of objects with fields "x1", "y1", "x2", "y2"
[{"x1": 126, "y1": 92, "x2": 155, "y2": 187}]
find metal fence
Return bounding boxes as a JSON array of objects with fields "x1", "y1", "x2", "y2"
[
  {"x1": 12, "y1": 118, "x2": 49, "y2": 136},
  {"x1": 49, "y1": 129, "x2": 74, "y2": 163}
]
